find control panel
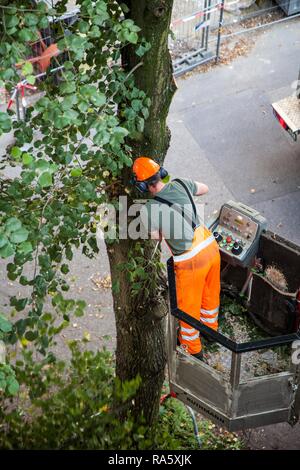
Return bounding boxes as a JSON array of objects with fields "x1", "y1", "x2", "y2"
[{"x1": 209, "y1": 201, "x2": 267, "y2": 267}]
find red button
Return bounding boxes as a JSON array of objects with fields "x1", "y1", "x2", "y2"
[{"x1": 226, "y1": 236, "x2": 232, "y2": 243}]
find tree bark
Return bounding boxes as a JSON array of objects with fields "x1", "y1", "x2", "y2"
[
  {"x1": 121, "y1": 0, "x2": 177, "y2": 161},
  {"x1": 106, "y1": 0, "x2": 176, "y2": 425}
]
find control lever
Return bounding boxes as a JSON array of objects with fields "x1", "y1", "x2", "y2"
[
  {"x1": 232, "y1": 242, "x2": 243, "y2": 255},
  {"x1": 213, "y1": 231, "x2": 223, "y2": 243}
]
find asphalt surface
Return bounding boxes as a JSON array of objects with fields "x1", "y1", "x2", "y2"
[
  {"x1": 167, "y1": 17, "x2": 300, "y2": 244},
  {"x1": 1, "y1": 17, "x2": 300, "y2": 449}
]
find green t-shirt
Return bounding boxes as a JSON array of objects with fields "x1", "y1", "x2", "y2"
[{"x1": 140, "y1": 178, "x2": 200, "y2": 255}]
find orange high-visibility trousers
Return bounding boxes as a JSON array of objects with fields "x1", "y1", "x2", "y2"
[{"x1": 174, "y1": 226, "x2": 221, "y2": 355}]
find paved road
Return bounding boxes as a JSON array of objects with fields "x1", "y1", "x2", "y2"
[{"x1": 167, "y1": 18, "x2": 300, "y2": 244}]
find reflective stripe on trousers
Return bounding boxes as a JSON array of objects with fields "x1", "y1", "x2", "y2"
[
  {"x1": 200, "y1": 306, "x2": 219, "y2": 328},
  {"x1": 175, "y1": 226, "x2": 221, "y2": 355}
]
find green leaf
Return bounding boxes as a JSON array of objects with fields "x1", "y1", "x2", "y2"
[
  {"x1": 61, "y1": 264, "x2": 69, "y2": 274},
  {"x1": 26, "y1": 75, "x2": 36, "y2": 85},
  {"x1": 78, "y1": 101, "x2": 89, "y2": 113},
  {"x1": 19, "y1": 276, "x2": 29, "y2": 286},
  {"x1": 18, "y1": 28, "x2": 35, "y2": 42},
  {"x1": 18, "y1": 241, "x2": 33, "y2": 255},
  {"x1": 77, "y1": 300, "x2": 86, "y2": 309},
  {"x1": 142, "y1": 107, "x2": 149, "y2": 119},
  {"x1": 94, "y1": 130, "x2": 110, "y2": 146},
  {"x1": 124, "y1": 30, "x2": 139, "y2": 44},
  {"x1": 24, "y1": 13, "x2": 39, "y2": 27},
  {"x1": 11, "y1": 146, "x2": 22, "y2": 160},
  {"x1": 10, "y1": 297, "x2": 28, "y2": 312},
  {"x1": 35, "y1": 159, "x2": 49, "y2": 172},
  {"x1": 74, "y1": 308, "x2": 84, "y2": 317},
  {"x1": 21, "y1": 62, "x2": 34, "y2": 76},
  {"x1": 6, "y1": 217, "x2": 22, "y2": 232},
  {"x1": 15, "y1": 319, "x2": 27, "y2": 337},
  {"x1": 136, "y1": 41, "x2": 151, "y2": 57},
  {"x1": 60, "y1": 81, "x2": 76, "y2": 95},
  {"x1": 112, "y1": 279, "x2": 120, "y2": 294},
  {"x1": 63, "y1": 108, "x2": 79, "y2": 122},
  {"x1": 93, "y1": 14, "x2": 109, "y2": 26},
  {"x1": 71, "y1": 168, "x2": 82, "y2": 177},
  {"x1": 7, "y1": 378, "x2": 19, "y2": 396},
  {"x1": 63, "y1": 94, "x2": 78, "y2": 108},
  {"x1": 132, "y1": 100, "x2": 142, "y2": 112},
  {"x1": 120, "y1": 2, "x2": 130, "y2": 13},
  {"x1": 4, "y1": 15, "x2": 19, "y2": 29},
  {"x1": 1, "y1": 68, "x2": 16, "y2": 81},
  {"x1": 38, "y1": 172, "x2": 53, "y2": 188},
  {"x1": 0, "y1": 242, "x2": 14, "y2": 258},
  {"x1": 36, "y1": 1, "x2": 48, "y2": 12},
  {"x1": 90, "y1": 92, "x2": 106, "y2": 107},
  {"x1": 66, "y1": 246, "x2": 73, "y2": 261},
  {"x1": 136, "y1": 117, "x2": 144, "y2": 133},
  {"x1": 38, "y1": 16, "x2": 49, "y2": 29},
  {"x1": 0, "y1": 112, "x2": 11, "y2": 133},
  {"x1": 110, "y1": 126, "x2": 129, "y2": 146},
  {"x1": 0, "y1": 234, "x2": 8, "y2": 249},
  {"x1": 88, "y1": 25, "x2": 100, "y2": 38},
  {"x1": 0, "y1": 314, "x2": 12, "y2": 333},
  {"x1": 25, "y1": 330, "x2": 38, "y2": 342},
  {"x1": 53, "y1": 115, "x2": 69, "y2": 129},
  {"x1": 41, "y1": 313, "x2": 52, "y2": 322},
  {"x1": 22, "y1": 153, "x2": 33, "y2": 166},
  {"x1": 81, "y1": 85, "x2": 106, "y2": 107},
  {"x1": 63, "y1": 61, "x2": 74, "y2": 70},
  {"x1": 79, "y1": 21, "x2": 90, "y2": 33},
  {"x1": 9, "y1": 227, "x2": 29, "y2": 244}
]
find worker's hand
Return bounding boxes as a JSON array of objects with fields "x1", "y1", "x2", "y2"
[
  {"x1": 195, "y1": 182, "x2": 209, "y2": 196},
  {"x1": 150, "y1": 230, "x2": 162, "y2": 241}
]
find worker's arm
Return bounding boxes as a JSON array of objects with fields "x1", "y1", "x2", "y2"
[
  {"x1": 195, "y1": 182, "x2": 209, "y2": 196},
  {"x1": 140, "y1": 203, "x2": 162, "y2": 241}
]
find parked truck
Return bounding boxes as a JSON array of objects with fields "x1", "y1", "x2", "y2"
[{"x1": 272, "y1": 67, "x2": 300, "y2": 141}]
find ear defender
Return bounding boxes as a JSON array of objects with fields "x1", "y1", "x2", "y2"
[
  {"x1": 159, "y1": 167, "x2": 168, "y2": 180},
  {"x1": 130, "y1": 174, "x2": 149, "y2": 193},
  {"x1": 136, "y1": 181, "x2": 148, "y2": 193}
]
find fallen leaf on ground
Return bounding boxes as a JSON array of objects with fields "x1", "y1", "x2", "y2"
[{"x1": 91, "y1": 274, "x2": 112, "y2": 289}]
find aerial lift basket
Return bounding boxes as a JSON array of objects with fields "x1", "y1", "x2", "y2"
[
  {"x1": 167, "y1": 258, "x2": 300, "y2": 431},
  {"x1": 167, "y1": 201, "x2": 300, "y2": 431}
]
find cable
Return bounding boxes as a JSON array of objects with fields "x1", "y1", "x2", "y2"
[
  {"x1": 150, "y1": 240, "x2": 161, "y2": 261},
  {"x1": 160, "y1": 394, "x2": 202, "y2": 448},
  {"x1": 186, "y1": 406, "x2": 202, "y2": 448}
]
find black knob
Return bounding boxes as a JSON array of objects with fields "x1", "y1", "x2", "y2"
[
  {"x1": 232, "y1": 242, "x2": 243, "y2": 255},
  {"x1": 213, "y1": 231, "x2": 223, "y2": 243}
]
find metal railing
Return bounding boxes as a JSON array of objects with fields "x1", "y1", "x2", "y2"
[
  {"x1": 167, "y1": 256, "x2": 300, "y2": 353},
  {"x1": 170, "y1": 0, "x2": 225, "y2": 76},
  {"x1": 170, "y1": 0, "x2": 300, "y2": 76}
]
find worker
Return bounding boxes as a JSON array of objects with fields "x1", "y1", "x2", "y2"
[{"x1": 132, "y1": 157, "x2": 221, "y2": 360}]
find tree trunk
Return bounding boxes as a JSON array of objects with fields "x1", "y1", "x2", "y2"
[{"x1": 106, "y1": 0, "x2": 176, "y2": 425}]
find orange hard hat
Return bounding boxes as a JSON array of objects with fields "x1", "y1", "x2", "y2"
[{"x1": 132, "y1": 157, "x2": 160, "y2": 182}]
